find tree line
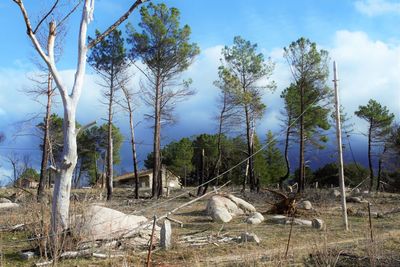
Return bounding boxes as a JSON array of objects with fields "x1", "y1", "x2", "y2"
[{"x1": 8, "y1": 1, "x2": 400, "y2": 242}]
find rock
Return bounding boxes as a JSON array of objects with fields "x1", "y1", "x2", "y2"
[
  {"x1": 298, "y1": 200, "x2": 312, "y2": 210},
  {"x1": 246, "y1": 212, "x2": 265, "y2": 225},
  {"x1": 75, "y1": 205, "x2": 158, "y2": 245},
  {"x1": 239, "y1": 232, "x2": 260, "y2": 244},
  {"x1": 354, "y1": 188, "x2": 360, "y2": 194},
  {"x1": 331, "y1": 189, "x2": 341, "y2": 198},
  {"x1": 312, "y1": 218, "x2": 324, "y2": 230},
  {"x1": 267, "y1": 215, "x2": 287, "y2": 224},
  {"x1": 0, "y1": 203, "x2": 19, "y2": 209},
  {"x1": 346, "y1": 196, "x2": 362, "y2": 203},
  {"x1": 292, "y1": 218, "x2": 312, "y2": 226},
  {"x1": 0, "y1": 197, "x2": 11, "y2": 203},
  {"x1": 226, "y1": 194, "x2": 256, "y2": 213},
  {"x1": 207, "y1": 195, "x2": 252, "y2": 223},
  {"x1": 160, "y1": 220, "x2": 172, "y2": 250},
  {"x1": 20, "y1": 251, "x2": 35, "y2": 260}
]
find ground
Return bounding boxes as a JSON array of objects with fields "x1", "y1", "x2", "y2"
[{"x1": 0, "y1": 186, "x2": 400, "y2": 266}]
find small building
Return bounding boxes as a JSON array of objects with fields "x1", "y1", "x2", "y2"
[
  {"x1": 19, "y1": 178, "x2": 39, "y2": 189},
  {"x1": 114, "y1": 166, "x2": 181, "y2": 190}
]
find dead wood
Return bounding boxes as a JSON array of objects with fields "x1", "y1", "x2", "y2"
[{"x1": 263, "y1": 188, "x2": 297, "y2": 215}]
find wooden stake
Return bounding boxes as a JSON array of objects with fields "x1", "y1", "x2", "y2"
[
  {"x1": 333, "y1": 61, "x2": 349, "y2": 231},
  {"x1": 368, "y1": 202, "x2": 374, "y2": 242},
  {"x1": 285, "y1": 209, "x2": 296, "y2": 259},
  {"x1": 146, "y1": 215, "x2": 157, "y2": 267}
]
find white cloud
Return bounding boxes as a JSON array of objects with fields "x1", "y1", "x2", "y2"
[
  {"x1": 355, "y1": 0, "x2": 400, "y2": 16},
  {"x1": 330, "y1": 30, "x2": 400, "y2": 123}
]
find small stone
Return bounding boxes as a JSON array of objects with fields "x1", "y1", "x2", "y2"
[
  {"x1": 298, "y1": 200, "x2": 312, "y2": 210},
  {"x1": 291, "y1": 218, "x2": 312, "y2": 226},
  {"x1": 160, "y1": 220, "x2": 172, "y2": 250},
  {"x1": 346, "y1": 196, "x2": 362, "y2": 203},
  {"x1": 239, "y1": 232, "x2": 260, "y2": 244},
  {"x1": 268, "y1": 215, "x2": 287, "y2": 224},
  {"x1": 0, "y1": 197, "x2": 11, "y2": 203},
  {"x1": 20, "y1": 251, "x2": 35, "y2": 260},
  {"x1": 246, "y1": 212, "x2": 264, "y2": 225},
  {"x1": 331, "y1": 189, "x2": 341, "y2": 198},
  {"x1": 312, "y1": 218, "x2": 324, "y2": 230}
]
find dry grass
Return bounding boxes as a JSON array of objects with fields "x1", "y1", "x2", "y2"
[{"x1": 0, "y1": 187, "x2": 399, "y2": 266}]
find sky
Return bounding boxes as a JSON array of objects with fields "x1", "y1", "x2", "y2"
[{"x1": 0, "y1": 0, "x2": 399, "y2": 184}]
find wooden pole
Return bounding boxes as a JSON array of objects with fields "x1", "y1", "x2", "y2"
[
  {"x1": 333, "y1": 61, "x2": 349, "y2": 231},
  {"x1": 146, "y1": 215, "x2": 157, "y2": 267}
]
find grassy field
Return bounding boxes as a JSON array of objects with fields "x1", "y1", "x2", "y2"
[{"x1": 1, "y1": 187, "x2": 400, "y2": 266}]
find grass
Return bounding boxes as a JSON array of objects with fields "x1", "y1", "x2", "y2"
[{"x1": 0, "y1": 187, "x2": 399, "y2": 266}]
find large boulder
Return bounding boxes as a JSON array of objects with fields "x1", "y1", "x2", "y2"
[
  {"x1": 207, "y1": 194, "x2": 256, "y2": 223},
  {"x1": 75, "y1": 205, "x2": 158, "y2": 243}
]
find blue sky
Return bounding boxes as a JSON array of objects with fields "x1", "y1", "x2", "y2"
[{"x1": 0, "y1": 0, "x2": 399, "y2": 184}]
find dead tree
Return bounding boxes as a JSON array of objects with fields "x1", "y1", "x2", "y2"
[{"x1": 12, "y1": 0, "x2": 147, "y2": 237}]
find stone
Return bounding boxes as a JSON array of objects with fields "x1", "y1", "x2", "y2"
[
  {"x1": 0, "y1": 197, "x2": 11, "y2": 203},
  {"x1": 292, "y1": 218, "x2": 312, "y2": 226},
  {"x1": 20, "y1": 251, "x2": 35, "y2": 260},
  {"x1": 312, "y1": 218, "x2": 324, "y2": 230},
  {"x1": 346, "y1": 196, "x2": 362, "y2": 203},
  {"x1": 246, "y1": 212, "x2": 264, "y2": 225},
  {"x1": 0, "y1": 203, "x2": 19, "y2": 209},
  {"x1": 267, "y1": 215, "x2": 287, "y2": 224},
  {"x1": 331, "y1": 189, "x2": 341, "y2": 198},
  {"x1": 206, "y1": 195, "x2": 247, "y2": 223},
  {"x1": 298, "y1": 200, "x2": 312, "y2": 210},
  {"x1": 160, "y1": 220, "x2": 172, "y2": 250},
  {"x1": 75, "y1": 205, "x2": 159, "y2": 245},
  {"x1": 239, "y1": 232, "x2": 260, "y2": 244},
  {"x1": 226, "y1": 194, "x2": 256, "y2": 213}
]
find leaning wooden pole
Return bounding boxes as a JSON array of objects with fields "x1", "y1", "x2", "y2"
[{"x1": 333, "y1": 61, "x2": 349, "y2": 231}]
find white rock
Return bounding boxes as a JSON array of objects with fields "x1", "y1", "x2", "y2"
[
  {"x1": 291, "y1": 218, "x2": 312, "y2": 226},
  {"x1": 160, "y1": 220, "x2": 172, "y2": 250},
  {"x1": 239, "y1": 232, "x2": 260, "y2": 244},
  {"x1": 0, "y1": 197, "x2": 11, "y2": 203},
  {"x1": 75, "y1": 205, "x2": 158, "y2": 244},
  {"x1": 226, "y1": 194, "x2": 256, "y2": 213},
  {"x1": 312, "y1": 218, "x2": 324, "y2": 230},
  {"x1": 267, "y1": 215, "x2": 287, "y2": 224},
  {"x1": 0, "y1": 203, "x2": 19, "y2": 209},
  {"x1": 298, "y1": 200, "x2": 312, "y2": 210},
  {"x1": 246, "y1": 212, "x2": 265, "y2": 225},
  {"x1": 20, "y1": 251, "x2": 35, "y2": 260},
  {"x1": 207, "y1": 195, "x2": 243, "y2": 223}
]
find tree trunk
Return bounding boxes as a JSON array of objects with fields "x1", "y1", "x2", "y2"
[
  {"x1": 298, "y1": 84, "x2": 305, "y2": 193},
  {"x1": 37, "y1": 73, "x2": 53, "y2": 202},
  {"x1": 197, "y1": 149, "x2": 205, "y2": 196},
  {"x1": 376, "y1": 145, "x2": 387, "y2": 191},
  {"x1": 51, "y1": 104, "x2": 78, "y2": 234},
  {"x1": 279, "y1": 118, "x2": 291, "y2": 189},
  {"x1": 152, "y1": 78, "x2": 162, "y2": 198},
  {"x1": 244, "y1": 105, "x2": 255, "y2": 191},
  {"x1": 106, "y1": 71, "x2": 114, "y2": 201},
  {"x1": 127, "y1": 100, "x2": 139, "y2": 199},
  {"x1": 367, "y1": 121, "x2": 374, "y2": 191}
]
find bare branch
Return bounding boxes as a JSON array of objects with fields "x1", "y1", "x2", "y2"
[
  {"x1": 87, "y1": 0, "x2": 147, "y2": 49},
  {"x1": 32, "y1": 0, "x2": 60, "y2": 34}
]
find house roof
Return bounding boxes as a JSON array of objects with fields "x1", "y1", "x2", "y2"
[{"x1": 114, "y1": 169, "x2": 153, "y2": 182}]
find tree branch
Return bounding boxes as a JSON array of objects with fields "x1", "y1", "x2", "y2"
[{"x1": 87, "y1": 0, "x2": 148, "y2": 49}]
